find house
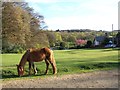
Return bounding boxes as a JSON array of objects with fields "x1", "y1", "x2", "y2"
[
  {"x1": 94, "y1": 35, "x2": 117, "y2": 47},
  {"x1": 94, "y1": 36, "x2": 106, "y2": 46}
]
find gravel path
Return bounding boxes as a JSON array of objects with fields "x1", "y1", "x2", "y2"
[{"x1": 2, "y1": 69, "x2": 119, "y2": 88}]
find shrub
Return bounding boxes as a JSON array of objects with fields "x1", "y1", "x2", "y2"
[
  {"x1": 59, "y1": 42, "x2": 66, "y2": 50},
  {"x1": 2, "y1": 45, "x2": 25, "y2": 53},
  {"x1": 76, "y1": 39, "x2": 87, "y2": 46},
  {"x1": 12, "y1": 45, "x2": 24, "y2": 53},
  {"x1": 85, "y1": 40, "x2": 92, "y2": 48}
]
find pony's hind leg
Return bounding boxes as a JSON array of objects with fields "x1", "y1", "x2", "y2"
[
  {"x1": 32, "y1": 62, "x2": 37, "y2": 75},
  {"x1": 50, "y1": 62, "x2": 57, "y2": 74},
  {"x1": 44, "y1": 59, "x2": 49, "y2": 75},
  {"x1": 48, "y1": 57, "x2": 57, "y2": 75}
]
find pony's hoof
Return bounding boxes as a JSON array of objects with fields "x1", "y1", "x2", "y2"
[
  {"x1": 34, "y1": 72, "x2": 37, "y2": 75},
  {"x1": 34, "y1": 71, "x2": 37, "y2": 75},
  {"x1": 53, "y1": 72, "x2": 57, "y2": 75},
  {"x1": 34, "y1": 70, "x2": 37, "y2": 75},
  {"x1": 44, "y1": 72, "x2": 48, "y2": 75},
  {"x1": 28, "y1": 74, "x2": 31, "y2": 76}
]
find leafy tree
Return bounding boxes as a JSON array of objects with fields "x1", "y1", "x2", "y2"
[
  {"x1": 85, "y1": 40, "x2": 92, "y2": 48},
  {"x1": 2, "y1": 2, "x2": 30, "y2": 52},
  {"x1": 116, "y1": 32, "x2": 120, "y2": 47},
  {"x1": 29, "y1": 31, "x2": 49, "y2": 48},
  {"x1": 45, "y1": 31, "x2": 56, "y2": 47},
  {"x1": 2, "y1": 2, "x2": 48, "y2": 53},
  {"x1": 101, "y1": 37, "x2": 109, "y2": 46},
  {"x1": 59, "y1": 42, "x2": 66, "y2": 50},
  {"x1": 76, "y1": 39, "x2": 87, "y2": 46},
  {"x1": 55, "y1": 32, "x2": 63, "y2": 45},
  {"x1": 61, "y1": 32, "x2": 69, "y2": 42},
  {"x1": 67, "y1": 35, "x2": 76, "y2": 43},
  {"x1": 13, "y1": 2, "x2": 47, "y2": 30}
]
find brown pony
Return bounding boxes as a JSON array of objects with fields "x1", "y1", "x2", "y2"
[{"x1": 16, "y1": 47, "x2": 57, "y2": 76}]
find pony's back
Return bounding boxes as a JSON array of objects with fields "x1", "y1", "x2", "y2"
[{"x1": 27, "y1": 47, "x2": 53, "y2": 62}]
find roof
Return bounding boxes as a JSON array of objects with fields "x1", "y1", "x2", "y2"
[{"x1": 95, "y1": 36, "x2": 106, "y2": 42}]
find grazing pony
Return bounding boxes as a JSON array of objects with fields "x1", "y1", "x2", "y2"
[{"x1": 16, "y1": 47, "x2": 57, "y2": 77}]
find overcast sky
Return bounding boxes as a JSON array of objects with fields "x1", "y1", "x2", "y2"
[{"x1": 26, "y1": 0, "x2": 119, "y2": 31}]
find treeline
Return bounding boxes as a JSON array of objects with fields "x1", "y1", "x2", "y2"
[
  {"x1": 2, "y1": 2, "x2": 119, "y2": 53},
  {"x1": 53, "y1": 30, "x2": 118, "y2": 49}
]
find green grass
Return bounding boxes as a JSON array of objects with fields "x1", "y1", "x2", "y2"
[{"x1": 1, "y1": 48, "x2": 119, "y2": 80}]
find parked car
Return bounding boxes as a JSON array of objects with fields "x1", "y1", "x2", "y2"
[{"x1": 105, "y1": 44, "x2": 116, "y2": 48}]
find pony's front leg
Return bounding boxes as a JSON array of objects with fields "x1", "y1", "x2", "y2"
[
  {"x1": 29, "y1": 62, "x2": 32, "y2": 75},
  {"x1": 32, "y1": 62, "x2": 37, "y2": 75},
  {"x1": 44, "y1": 59, "x2": 49, "y2": 75}
]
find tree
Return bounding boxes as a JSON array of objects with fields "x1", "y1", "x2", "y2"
[
  {"x1": 59, "y1": 42, "x2": 66, "y2": 50},
  {"x1": 116, "y1": 32, "x2": 120, "y2": 47},
  {"x1": 85, "y1": 40, "x2": 92, "y2": 48},
  {"x1": 45, "y1": 31, "x2": 56, "y2": 47},
  {"x1": 13, "y1": 2, "x2": 47, "y2": 30},
  {"x1": 2, "y1": 2, "x2": 31, "y2": 52},
  {"x1": 2, "y1": 2, "x2": 48, "y2": 53},
  {"x1": 101, "y1": 37, "x2": 109, "y2": 46},
  {"x1": 28, "y1": 31, "x2": 49, "y2": 48},
  {"x1": 55, "y1": 32, "x2": 63, "y2": 46},
  {"x1": 61, "y1": 32, "x2": 69, "y2": 42},
  {"x1": 67, "y1": 35, "x2": 76, "y2": 43},
  {"x1": 76, "y1": 39, "x2": 87, "y2": 46}
]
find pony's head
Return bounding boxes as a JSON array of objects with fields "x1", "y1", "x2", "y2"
[{"x1": 16, "y1": 65, "x2": 24, "y2": 77}]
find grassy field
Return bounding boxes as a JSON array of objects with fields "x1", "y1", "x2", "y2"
[{"x1": 1, "y1": 48, "x2": 119, "y2": 80}]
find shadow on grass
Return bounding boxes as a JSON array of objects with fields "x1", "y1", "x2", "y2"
[
  {"x1": 2, "y1": 73, "x2": 48, "y2": 79},
  {"x1": 2, "y1": 70, "x2": 49, "y2": 79},
  {"x1": 56, "y1": 62, "x2": 119, "y2": 76},
  {"x1": 80, "y1": 47, "x2": 120, "y2": 51},
  {"x1": 100, "y1": 48, "x2": 120, "y2": 52},
  {"x1": 79, "y1": 62, "x2": 119, "y2": 70},
  {"x1": 2, "y1": 62, "x2": 119, "y2": 79}
]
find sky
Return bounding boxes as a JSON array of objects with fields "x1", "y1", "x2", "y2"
[{"x1": 25, "y1": 0, "x2": 119, "y2": 31}]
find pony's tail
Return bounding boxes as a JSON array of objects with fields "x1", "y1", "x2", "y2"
[
  {"x1": 51, "y1": 50, "x2": 57, "y2": 74},
  {"x1": 43, "y1": 47, "x2": 57, "y2": 74}
]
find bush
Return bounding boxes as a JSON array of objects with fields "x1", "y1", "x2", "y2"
[
  {"x1": 85, "y1": 40, "x2": 92, "y2": 48},
  {"x1": 59, "y1": 42, "x2": 66, "y2": 50},
  {"x1": 101, "y1": 37, "x2": 109, "y2": 46},
  {"x1": 2, "y1": 45, "x2": 25, "y2": 53},
  {"x1": 12, "y1": 45, "x2": 24, "y2": 53}
]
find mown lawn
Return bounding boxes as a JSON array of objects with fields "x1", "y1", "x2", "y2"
[{"x1": 1, "y1": 48, "x2": 119, "y2": 80}]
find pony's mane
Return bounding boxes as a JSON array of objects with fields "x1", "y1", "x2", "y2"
[{"x1": 19, "y1": 50, "x2": 30, "y2": 66}]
